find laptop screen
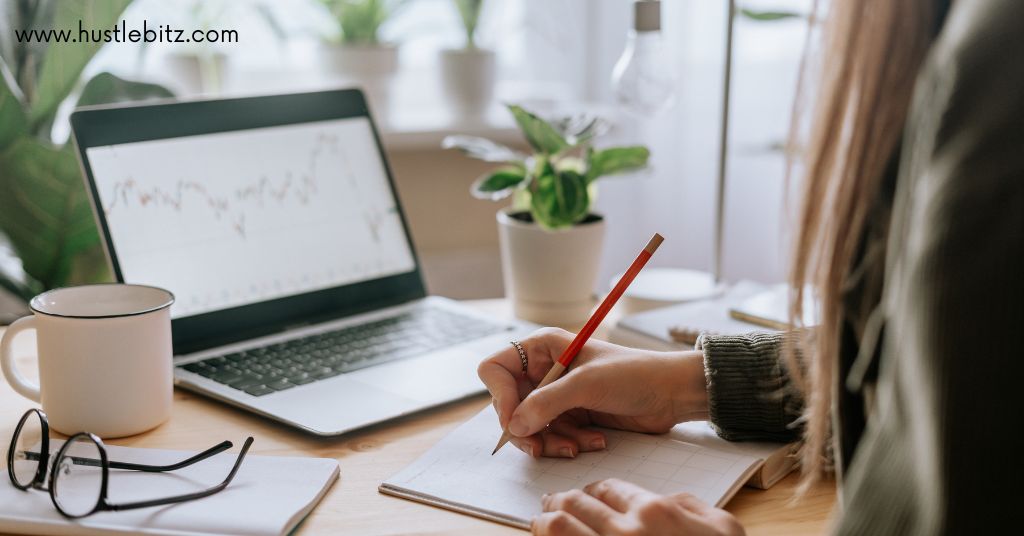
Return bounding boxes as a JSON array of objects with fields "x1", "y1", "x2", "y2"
[{"x1": 84, "y1": 116, "x2": 417, "y2": 319}]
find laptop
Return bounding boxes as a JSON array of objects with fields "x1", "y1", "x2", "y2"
[{"x1": 70, "y1": 88, "x2": 535, "y2": 436}]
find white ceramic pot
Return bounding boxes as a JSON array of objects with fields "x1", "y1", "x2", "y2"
[
  {"x1": 440, "y1": 47, "x2": 496, "y2": 117},
  {"x1": 320, "y1": 43, "x2": 399, "y2": 116},
  {"x1": 163, "y1": 51, "x2": 228, "y2": 95},
  {"x1": 497, "y1": 208, "x2": 605, "y2": 328}
]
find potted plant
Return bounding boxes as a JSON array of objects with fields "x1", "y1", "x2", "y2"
[
  {"x1": 444, "y1": 106, "x2": 650, "y2": 326},
  {"x1": 0, "y1": 1, "x2": 173, "y2": 318},
  {"x1": 440, "y1": 0, "x2": 494, "y2": 117},
  {"x1": 155, "y1": 0, "x2": 284, "y2": 95},
  {"x1": 154, "y1": 1, "x2": 231, "y2": 95},
  {"x1": 318, "y1": 0, "x2": 404, "y2": 113}
]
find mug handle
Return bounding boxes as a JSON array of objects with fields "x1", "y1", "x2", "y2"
[{"x1": 0, "y1": 316, "x2": 42, "y2": 402}]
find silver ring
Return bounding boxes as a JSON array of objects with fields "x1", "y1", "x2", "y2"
[{"x1": 510, "y1": 340, "x2": 528, "y2": 375}]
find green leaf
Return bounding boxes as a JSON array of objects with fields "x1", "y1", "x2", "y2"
[
  {"x1": 0, "y1": 139, "x2": 106, "y2": 289},
  {"x1": 441, "y1": 134, "x2": 526, "y2": 163},
  {"x1": 0, "y1": 60, "x2": 28, "y2": 147},
  {"x1": 0, "y1": 0, "x2": 57, "y2": 101},
  {"x1": 27, "y1": 0, "x2": 133, "y2": 130},
  {"x1": 471, "y1": 166, "x2": 527, "y2": 200},
  {"x1": 738, "y1": 8, "x2": 803, "y2": 22},
  {"x1": 511, "y1": 188, "x2": 531, "y2": 212},
  {"x1": 321, "y1": 0, "x2": 407, "y2": 45},
  {"x1": 586, "y1": 146, "x2": 650, "y2": 182},
  {"x1": 452, "y1": 0, "x2": 484, "y2": 47},
  {"x1": 551, "y1": 113, "x2": 610, "y2": 146},
  {"x1": 530, "y1": 169, "x2": 589, "y2": 229},
  {"x1": 508, "y1": 104, "x2": 569, "y2": 155},
  {"x1": 75, "y1": 72, "x2": 174, "y2": 108}
]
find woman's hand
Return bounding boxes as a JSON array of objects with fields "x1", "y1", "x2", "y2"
[
  {"x1": 533, "y1": 479, "x2": 744, "y2": 536},
  {"x1": 478, "y1": 327, "x2": 708, "y2": 458}
]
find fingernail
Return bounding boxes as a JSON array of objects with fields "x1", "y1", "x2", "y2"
[
  {"x1": 589, "y1": 437, "x2": 606, "y2": 450},
  {"x1": 560, "y1": 447, "x2": 575, "y2": 458},
  {"x1": 509, "y1": 416, "x2": 528, "y2": 436},
  {"x1": 530, "y1": 445, "x2": 538, "y2": 457}
]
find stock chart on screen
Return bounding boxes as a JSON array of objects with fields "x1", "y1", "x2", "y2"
[{"x1": 86, "y1": 117, "x2": 416, "y2": 318}]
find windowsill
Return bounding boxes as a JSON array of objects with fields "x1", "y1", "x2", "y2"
[
  {"x1": 374, "y1": 102, "x2": 521, "y2": 151},
  {"x1": 159, "y1": 58, "x2": 576, "y2": 151}
]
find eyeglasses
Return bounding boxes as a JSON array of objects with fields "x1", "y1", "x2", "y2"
[{"x1": 7, "y1": 408, "x2": 253, "y2": 518}]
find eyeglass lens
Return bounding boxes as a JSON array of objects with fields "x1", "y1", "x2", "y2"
[
  {"x1": 10, "y1": 411, "x2": 44, "y2": 487},
  {"x1": 51, "y1": 436, "x2": 104, "y2": 517}
]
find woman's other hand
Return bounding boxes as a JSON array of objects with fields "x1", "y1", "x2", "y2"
[
  {"x1": 533, "y1": 479, "x2": 744, "y2": 536},
  {"x1": 478, "y1": 327, "x2": 708, "y2": 458}
]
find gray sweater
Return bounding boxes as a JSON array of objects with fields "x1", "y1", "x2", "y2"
[{"x1": 700, "y1": 1, "x2": 1024, "y2": 534}]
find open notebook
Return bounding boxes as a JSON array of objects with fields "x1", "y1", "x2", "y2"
[
  {"x1": 1, "y1": 441, "x2": 338, "y2": 536},
  {"x1": 608, "y1": 281, "x2": 775, "y2": 350},
  {"x1": 381, "y1": 408, "x2": 798, "y2": 530}
]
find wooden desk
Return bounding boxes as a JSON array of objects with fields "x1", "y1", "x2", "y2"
[{"x1": 0, "y1": 300, "x2": 835, "y2": 535}]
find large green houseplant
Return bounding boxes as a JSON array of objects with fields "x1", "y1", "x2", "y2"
[
  {"x1": 444, "y1": 105, "x2": 650, "y2": 325},
  {"x1": 0, "y1": 0, "x2": 173, "y2": 302}
]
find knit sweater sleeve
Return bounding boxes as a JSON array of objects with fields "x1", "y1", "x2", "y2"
[{"x1": 697, "y1": 332, "x2": 804, "y2": 442}]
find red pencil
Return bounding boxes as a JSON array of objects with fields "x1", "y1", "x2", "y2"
[{"x1": 491, "y1": 232, "x2": 665, "y2": 455}]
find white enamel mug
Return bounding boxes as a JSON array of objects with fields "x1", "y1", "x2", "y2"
[{"x1": 0, "y1": 284, "x2": 175, "y2": 438}]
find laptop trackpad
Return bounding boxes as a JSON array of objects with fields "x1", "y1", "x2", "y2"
[
  {"x1": 348, "y1": 348, "x2": 483, "y2": 403},
  {"x1": 262, "y1": 376, "x2": 420, "y2": 433}
]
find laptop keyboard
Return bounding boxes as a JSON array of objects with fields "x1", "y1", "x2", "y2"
[{"x1": 180, "y1": 307, "x2": 510, "y2": 397}]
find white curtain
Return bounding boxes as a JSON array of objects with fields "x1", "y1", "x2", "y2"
[{"x1": 520, "y1": 0, "x2": 810, "y2": 288}]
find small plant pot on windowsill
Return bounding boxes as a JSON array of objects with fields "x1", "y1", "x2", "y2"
[
  {"x1": 440, "y1": 47, "x2": 496, "y2": 118},
  {"x1": 319, "y1": 43, "x2": 399, "y2": 117},
  {"x1": 163, "y1": 51, "x2": 228, "y2": 95},
  {"x1": 497, "y1": 208, "x2": 606, "y2": 328}
]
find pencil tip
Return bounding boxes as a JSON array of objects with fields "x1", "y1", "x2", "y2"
[
  {"x1": 645, "y1": 233, "x2": 665, "y2": 253},
  {"x1": 491, "y1": 446, "x2": 499, "y2": 456}
]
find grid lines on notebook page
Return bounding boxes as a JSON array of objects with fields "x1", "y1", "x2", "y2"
[{"x1": 381, "y1": 408, "x2": 790, "y2": 530}]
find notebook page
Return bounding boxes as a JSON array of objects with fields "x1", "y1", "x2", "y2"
[
  {"x1": 1, "y1": 442, "x2": 338, "y2": 536},
  {"x1": 382, "y1": 408, "x2": 784, "y2": 529}
]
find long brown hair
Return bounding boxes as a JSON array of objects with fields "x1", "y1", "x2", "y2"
[{"x1": 788, "y1": 0, "x2": 940, "y2": 489}]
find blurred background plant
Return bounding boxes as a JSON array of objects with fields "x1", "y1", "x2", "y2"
[
  {"x1": 440, "y1": 0, "x2": 492, "y2": 116},
  {"x1": 738, "y1": 7, "x2": 802, "y2": 22},
  {"x1": 319, "y1": 0, "x2": 406, "y2": 45},
  {"x1": 140, "y1": 0, "x2": 285, "y2": 94},
  {"x1": 0, "y1": 0, "x2": 172, "y2": 300},
  {"x1": 452, "y1": 0, "x2": 482, "y2": 49},
  {"x1": 316, "y1": 0, "x2": 409, "y2": 114}
]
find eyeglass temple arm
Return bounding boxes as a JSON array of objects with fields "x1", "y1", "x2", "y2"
[
  {"x1": 37, "y1": 440, "x2": 232, "y2": 472},
  {"x1": 106, "y1": 437, "x2": 253, "y2": 512},
  {"x1": 25, "y1": 440, "x2": 233, "y2": 473},
  {"x1": 104, "y1": 440, "x2": 234, "y2": 472}
]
